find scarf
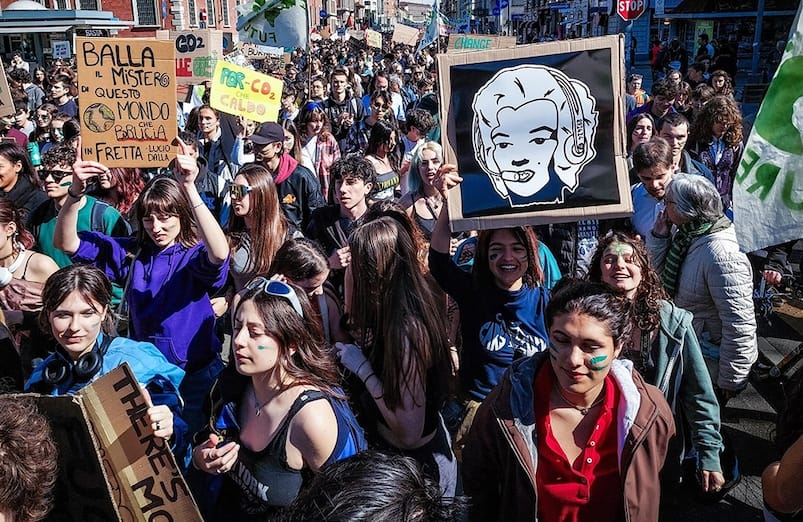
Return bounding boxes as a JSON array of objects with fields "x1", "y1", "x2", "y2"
[{"x1": 661, "y1": 215, "x2": 732, "y2": 297}]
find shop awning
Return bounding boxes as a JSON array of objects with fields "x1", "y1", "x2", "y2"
[{"x1": 661, "y1": 0, "x2": 798, "y2": 18}]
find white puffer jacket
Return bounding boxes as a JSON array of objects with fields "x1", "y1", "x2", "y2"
[{"x1": 648, "y1": 226, "x2": 758, "y2": 391}]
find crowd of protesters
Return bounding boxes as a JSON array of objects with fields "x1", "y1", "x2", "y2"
[{"x1": 0, "y1": 32, "x2": 801, "y2": 522}]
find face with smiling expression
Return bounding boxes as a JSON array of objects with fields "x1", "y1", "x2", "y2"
[
  {"x1": 486, "y1": 229, "x2": 529, "y2": 291},
  {"x1": 599, "y1": 242, "x2": 643, "y2": 299}
]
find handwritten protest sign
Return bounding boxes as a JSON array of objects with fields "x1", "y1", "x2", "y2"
[
  {"x1": 392, "y1": 24, "x2": 420, "y2": 46},
  {"x1": 0, "y1": 61, "x2": 14, "y2": 117},
  {"x1": 169, "y1": 29, "x2": 223, "y2": 85},
  {"x1": 76, "y1": 37, "x2": 177, "y2": 168},
  {"x1": 366, "y1": 29, "x2": 383, "y2": 49},
  {"x1": 210, "y1": 59, "x2": 282, "y2": 123},
  {"x1": 241, "y1": 42, "x2": 282, "y2": 60},
  {"x1": 348, "y1": 29, "x2": 365, "y2": 40},
  {"x1": 734, "y1": 5, "x2": 803, "y2": 252},
  {"x1": 438, "y1": 36, "x2": 630, "y2": 231},
  {"x1": 20, "y1": 364, "x2": 202, "y2": 522},
  {"x1": 447, "y1": 34, "x2": 517, "y2": 53}
]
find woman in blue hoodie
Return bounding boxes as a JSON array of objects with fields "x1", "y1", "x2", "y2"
[
  {"x1": 53, "y1": 139, "x2": 230, "y2": 438},
  {"x1": 26, "y1": 264, "x2": 185, "y2": 447}
]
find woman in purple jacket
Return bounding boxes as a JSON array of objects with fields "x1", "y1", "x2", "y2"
[{"x1": 53, "y1": 139, "x2": 230, "y2": 439}]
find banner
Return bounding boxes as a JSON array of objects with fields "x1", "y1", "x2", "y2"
[
  {"x1": 733, "y1": 6, "x2": 803, "y2": 253},
  {"x1": 365, "y1": 29, "x2": 382, "y2": 49},
  {"x1": 209, "y1": 59, "x2": 282, "y2": 122},
  {"x1": 241, "y1": 42, "x2": 283, "y2": 59},
  {"x1": 76, "y1": 38, "x2": 177, "y2": 168},
  {"x1": 169, "y1": 29, "x2": 224, "y2": 85},
  {"x1": 447, "y1": 34, "x2": 517, "y2": 53},
  {"x1": 438, "y1": 36, "x2": 630, "y2": 232},
  {"x1": 237, "y1": 0, "x2": 309, "y2": 49},
  {"x1": 392, "y1": 24, "x2": 420, "y2": 46},
  {"x1": 18, "y1": 364, "x2": 202, "y2": 521},
  {"x1": 417, "y1": 0, "x2": 440, "y2": 53}
]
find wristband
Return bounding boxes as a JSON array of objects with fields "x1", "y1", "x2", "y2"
[
  {"x1": 192, "y1": 201, "x2": 205, "y2": 210},
  {"x1": 67, "y1": 186, "x2": 85, "y2": 199},
  {"x1": 356, "y1": 359, "x2": 370, "y2": 376}
]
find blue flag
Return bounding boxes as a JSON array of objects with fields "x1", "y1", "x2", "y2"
[{"x1": 417, "y1": 0, "x2": 440, "y2": 53}]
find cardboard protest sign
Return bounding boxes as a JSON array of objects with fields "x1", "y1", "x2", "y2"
[
  {"x1": 733, "y1": 5, "x2": 803, "y2": 252},
  {"x1": 447, "y1": 34, "x2": 517, "y2": 53},
  {"x1": 210, "y1": 59, "x2": 282, "y2": 123},
  {"x1": 241, "y1": 42, "x2": 283, "y2": 60},
  {"x1": 22, "y1": 364, "x2": 202, "y2": 522},
  {"x1": 392, "y1": 24, "x2": 420, "y2": 46},
  {"x1": 0, "y1": 61, "x2": 15, "y2": 117},
  {"x1": 438, "y1": 36, "x2": 630, "y2": 232},
  {"x1": 348, "y1": 29, "x2": 365, "y2": 40},
  {"x1": 169, "y1": 30, "x2": 224, "y2": 85},
  {"x1": 366, "y1": 29, "x2": 383, "y2": 49},
  {"x1": 76, "y1": 37, "x2": 177, "y2": 168}
]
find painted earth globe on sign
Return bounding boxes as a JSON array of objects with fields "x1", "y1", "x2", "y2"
[{"x1": 83, "y1": 103, "x2": 115, "y2": 133}]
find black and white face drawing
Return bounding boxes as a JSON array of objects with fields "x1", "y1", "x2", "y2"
[{"x1": 472, "y1": 64, "x2": 599, "y2": 207}]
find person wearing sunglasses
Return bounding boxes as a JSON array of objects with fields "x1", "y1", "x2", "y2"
[
  {"x1": 297, "y1": 100, "x2": 341, "y2": 200},
  {"x1": 348, "y1": 90, "x2": 393, "y2": 156},
  {"x1": 30, "y1": 103, "x2": 58, "y2": 155},
  {"x1": 27, "y1": 144, "x2": 130, "y2": 274},
  {"x1": 53, "y1": 138, "x2": 231, "y2": 459},
  {"x1": 191, "y1": 277, "x2": 365, "y2": 519},
  {"x1": 227, "y1": 163, "x2": 294, "y2": 292}
]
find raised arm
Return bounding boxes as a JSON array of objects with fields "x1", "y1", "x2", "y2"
[
  {"x1": 429, "y1": 165, "x2": 462, "y2": 255},
  {"x1": 54, "y1": 139, "x2": 108, "y2": 255},
  {"x1": 174, "y1": 138, "x2": 229, "y2": 265}
]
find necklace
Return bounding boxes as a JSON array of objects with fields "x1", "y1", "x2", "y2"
[
  {"x1": 252, "y1": 386, "x2": 266, "y2": 417},
  {"x1": 0, "y1": 249, "x2": 15, "y2": 264},
  {"x1": 554, "y1": 383, "x2": 604, "y2": 416}
]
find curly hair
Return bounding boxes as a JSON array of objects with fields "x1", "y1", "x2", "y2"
[
  {"x1": 0, "y1": 396, "x2": 58, "y2": 522},
  {"x1": 689, "y1": 95, "x2": 743, "y2": 147},
  {"x1": 587, "y1": 232, "x2": 668, "y2": 333},
  {"x1": 40, "y1": 143, "x2": 76, "y2": 169},
  {"x1": 709, "y1": 69, "x2": 734, "y2": 97}
]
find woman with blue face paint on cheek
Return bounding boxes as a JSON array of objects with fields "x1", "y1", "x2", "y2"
[{"x1": 463, "y1": 280, "x2": 675, "y2": 522}]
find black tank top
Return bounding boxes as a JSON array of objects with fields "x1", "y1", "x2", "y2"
[{"x1": 216, "y1": 390, "x2": 325, "y2": 518}]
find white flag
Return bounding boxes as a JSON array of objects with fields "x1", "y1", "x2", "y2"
[
  {"x1": 733, "y1": 5, "x2": 803, "y2": 252},
  {"x1": 237, "y1": 0, "x2": 309, "y2": 50}
]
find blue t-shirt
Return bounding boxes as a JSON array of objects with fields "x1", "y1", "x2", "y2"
[{"x1": 429, "y1": 249, "x2": 549, "y2": 400}]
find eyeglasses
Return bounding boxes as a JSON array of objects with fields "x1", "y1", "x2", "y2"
[
  {"x1": 372, "y1": 102, "x2": 387, "y2": 110},
  {"x1": 229, "y1": 184, "x2": 253, "y2": 199},
  {"x1": 244, "y1": 277, "x2": 304, "y2": 318},
  {"x1": 38, "y1": 169, "x2": 72, "y2": 182}
]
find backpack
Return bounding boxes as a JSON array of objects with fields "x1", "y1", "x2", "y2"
[{"x1": 90, "y1": 199, "x2": 132, "y2": 236}]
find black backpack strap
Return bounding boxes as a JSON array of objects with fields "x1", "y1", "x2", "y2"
[{"x1": 90, "y1": 199, "x2": 109, "y2": 233}]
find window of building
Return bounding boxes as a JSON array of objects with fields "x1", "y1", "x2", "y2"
[
  {"x1": 221, "y1": 0, "x2": 230, "y2": 27},
  {"x1": 205, "y1": 0, "x2": 217, "y2": 26},
  {"x1": 188, "y1": 0, "x2": 198, "y2": 26},
  {"x1": 133, "y1": 0, "x2": 159, "y2": 26}
]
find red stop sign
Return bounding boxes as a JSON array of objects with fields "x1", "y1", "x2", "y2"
[{"x1": 617, "y1": 0, "x2": 645, "y2": 20}]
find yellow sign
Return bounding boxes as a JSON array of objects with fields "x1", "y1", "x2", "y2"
[
  {"x1": 209, "y1": 60, "x2": 282, "y2": 123},
  {"x1": 76, "y1": 37, "x2": 177, "y2": 168},
  {"x1": 366, "y1": 29, "x2": 383, "y2": 49}
]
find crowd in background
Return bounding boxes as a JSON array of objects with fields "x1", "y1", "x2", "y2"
[{"x1": 0, "y1": 31, "x2": 801, "y2": 522}]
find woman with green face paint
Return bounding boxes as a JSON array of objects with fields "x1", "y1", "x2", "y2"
[
  {"x1": 463, "y1": 279, "x2": 674, "y2": 522},
  {"x1": 589, "y1": 231, "x2": 727, "y2": 500}
]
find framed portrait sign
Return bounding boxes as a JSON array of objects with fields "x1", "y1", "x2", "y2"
[{"x1": 437, "y1": 35, "x2": 631, "y2": 232}]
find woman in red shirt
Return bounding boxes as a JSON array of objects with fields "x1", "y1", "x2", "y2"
[{"x1": 463, "y1": 279, "x2": 675, "y2": 521}]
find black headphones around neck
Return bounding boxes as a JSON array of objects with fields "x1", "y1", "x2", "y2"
[{"x1": 42, "y1": 335, "x2": 114, "y2": 387}]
